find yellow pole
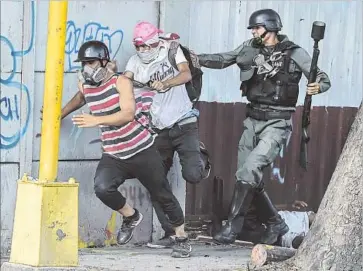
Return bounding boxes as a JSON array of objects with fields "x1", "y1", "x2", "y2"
[
  {"x1": 8, "y1": 1, "x2": 79, "y2": 267},
  {"x1": 39, "y1": 0, "x2": 68, "y2": 182}
]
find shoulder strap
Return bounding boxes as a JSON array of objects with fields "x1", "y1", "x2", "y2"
[
  {"x1": 168, "y1": 41, "x2": 179, "y2": 71},
  {"x1": 278, "y1": 41, "x2": 300, "y2": 52},
  {"x1": 284, "y1": 48, "x2": 293, "y2": 73}
]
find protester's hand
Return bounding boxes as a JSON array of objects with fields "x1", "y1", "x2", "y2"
[
  {"x1": 306, "y1": 82, "x2": 320, "y2": 95},
  {"x1": 150, "y1": 80, "x2": 169, "y2": 92},
  {"x1": 292, "y1": 200, "x2": 308, "y2": 210},
  {"x1": 72, "y1": 113, "x2": 99, "y2": 128}
]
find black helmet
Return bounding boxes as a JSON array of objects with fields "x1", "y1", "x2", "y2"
[
  {"x1": 247, "y1": 9, "x2": 282, "y2": 32},
  {"x1": 74, "y1": 40, "x2": 110, "y2": 62}
]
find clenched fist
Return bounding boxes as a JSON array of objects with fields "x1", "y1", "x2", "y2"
[
  {"x1": 150, "y1": 80, "x2": 170, "y2": 92},
  {"x1": 306, "y1": 82, "x2": 320, "y2": 95}
]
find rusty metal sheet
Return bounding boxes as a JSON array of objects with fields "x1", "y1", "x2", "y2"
[{"x1": 186, "y1": 102, "x2": 358, "y2": 219}]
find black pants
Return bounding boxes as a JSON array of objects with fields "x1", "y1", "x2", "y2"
[
  {"x1": 153, "y1": 121, "x2": 208, "y2": 236},
  {"x1": 94, "y1": 145, "x2": 184, "y2": 227}
]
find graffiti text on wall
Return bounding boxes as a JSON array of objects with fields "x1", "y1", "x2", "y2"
[
  {"x1": 119, "y1": 185, "x2": 150, "y2": 207},
  {"x1": 65, "y1": 21, "x2": 124, "y2": 71},
  {"x1": 0, "y1": 1, "x2": 35, "y2": 149}
]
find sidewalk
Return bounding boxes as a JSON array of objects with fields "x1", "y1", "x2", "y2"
[{"x1": 1, "y1": 241, "x2": 252, "y2": 271}]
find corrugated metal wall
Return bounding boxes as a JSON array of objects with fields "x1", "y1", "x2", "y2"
[
  {"x1": 162, "y1": 1, "x2": 362, "y2": 219},
  {"x1": 191, "y1": 103, "x2": 357, "y2": 218},
  {"x1": 1, "y1": 1, "x2": 362, "y2": 253},
  {"x1": 163, "y1": 1, "x2": 362, "y2": 106}
]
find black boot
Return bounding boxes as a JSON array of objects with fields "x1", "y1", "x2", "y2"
[
  {"x1": 213, "y1": 182, "x2": 254, "y2": 244},
  {"x1": 237, "y1": 191, "x2": 266, "y2": 243},
  {"x1": 243, "y1": 193, "x2": 265, "y2": 232},
  {"x1": 255, "y1": 189, "x2": 289, "y2": 245}
]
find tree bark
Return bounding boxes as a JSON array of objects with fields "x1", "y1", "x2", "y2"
[{"x1": 254, "y1": 103, "x2": 363, "y2": 271}]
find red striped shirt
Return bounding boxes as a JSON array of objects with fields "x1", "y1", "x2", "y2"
[{"x1": 83, "y1": 75, "x2": 156, "y2": 159}]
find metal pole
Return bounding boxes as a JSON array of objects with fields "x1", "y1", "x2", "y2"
[{"x1": 39, "y1": 1, "x2": 68, "y2": 182}]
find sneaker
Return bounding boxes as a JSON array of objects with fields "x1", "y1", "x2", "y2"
[
  {"x1": 200, "y1": 142, "x2": 211, "y2": 179},
  {"x1": 147, "y1": 235, "x2": 176, "y2": 248},
  {"x1": 117, "y1": 209, "x2": 143, "y2": 245},
  {"x1": 171, "y1": 237, "x2": 192, "y2": 258}
]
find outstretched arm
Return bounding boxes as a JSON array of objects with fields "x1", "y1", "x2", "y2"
[
  {"x1": 197, "y1": 43, "x2": 244, "y2": 69},
  {"x1": 41, "y1": 81, "x2": 86, "y2": 120},
  {"x1": 61, "y1": 81, "x2": 86, "y2": 119}
]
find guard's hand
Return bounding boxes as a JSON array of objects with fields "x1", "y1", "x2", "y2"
[
  {"x1": 72, "y1": 113, "x2": 99, "y2": 128},
  {"x1": 306, "y1": 82, "x2": 320, "y2": 95},
  {"x1": 150, "y1": 80, "x2": 168, "y2": 92}
]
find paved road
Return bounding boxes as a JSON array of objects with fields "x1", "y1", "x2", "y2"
[{"x1": 1, "y1": 242, "x2": 252, "y2": 271}]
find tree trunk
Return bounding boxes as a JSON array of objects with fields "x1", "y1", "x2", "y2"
[{"x1": 254, "y1": 104, "x2": 363, "y2": 271}]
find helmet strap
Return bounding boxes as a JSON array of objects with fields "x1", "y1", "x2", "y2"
[
  {"x1": 252, "y1": 30, "x2": 268, "y2": 47},
  {"x1": 260, "y1": 30, "x2": 268, "y2": 39}
]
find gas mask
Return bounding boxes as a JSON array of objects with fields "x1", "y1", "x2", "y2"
[
  {"x1": 136, "y1": 44, "x2": 161, "y2": 64},
  {"x1": 81, "y1": 61, "x2": 108, "y2": 86}
]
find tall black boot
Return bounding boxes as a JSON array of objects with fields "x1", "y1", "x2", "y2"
[
  {"x1": 243, "y1": 192, "x2": 265, "y2": 231},
  {"x1": 237, "y1": 191, "x2": 266, "y2": 243},
  {"x1": 255, "y1": 189, "x2": 289, "y2": 245},
  {"x1": 213, "y1": 182, "x2": 254, "y2": 244}
]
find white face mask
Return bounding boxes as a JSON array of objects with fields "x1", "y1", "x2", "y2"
[{"x1": 136, "y1": 45, "x2": 161, "y2": 64}]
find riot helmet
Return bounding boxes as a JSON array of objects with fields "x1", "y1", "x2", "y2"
[
  {"x1": 247, "y1": 9, "x2": 282, "y2": 32},
  {"x1": 74, "y1": 40, "x2": 110, "y2": 63}
]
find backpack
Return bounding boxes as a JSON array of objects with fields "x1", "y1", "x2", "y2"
[{"x1": 160, "y1": 33, "x2": 203, "y2": 105}]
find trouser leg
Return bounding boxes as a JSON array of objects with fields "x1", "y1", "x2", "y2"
[
  {"x1": 132, "y1": 146, "x2": 185, "y2": 228},
  {"x1": 152, "y1": 131, "x2": 176, "y2": 236},
  {"x1": 94, "y1": 154, "x2": 131, "y2": 211},
  {"x1": 235, "y1": 118, "x2": 292, "y2": 245},
  {"x1": 171, "y1": 121, "x2": 210, "y2": 184}
]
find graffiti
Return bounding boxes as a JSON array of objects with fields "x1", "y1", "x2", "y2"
[
  {"x1": 65, "y1": 21, "x2": 124, "y2": 71},
  {"x1": 119, "y1": 185, "x2": 150, "y2": 207},
  {"x1": 270, "y1": 122, "x2": 293, "y2": 184},
  {"x1": 0, "y1": 96, "x2": 20, "y2": 121},
  {"x1": 0, "y1": 2, "x2": 35, "y2": 149}
]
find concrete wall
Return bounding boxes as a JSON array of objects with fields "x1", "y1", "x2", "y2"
[{"x1": 1, "y1": 0, "x2": 362, "y2": 255}]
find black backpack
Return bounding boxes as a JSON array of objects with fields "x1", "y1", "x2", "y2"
[{"x1": 161, "y1": 36, "x2": 203, "y2": 105}]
